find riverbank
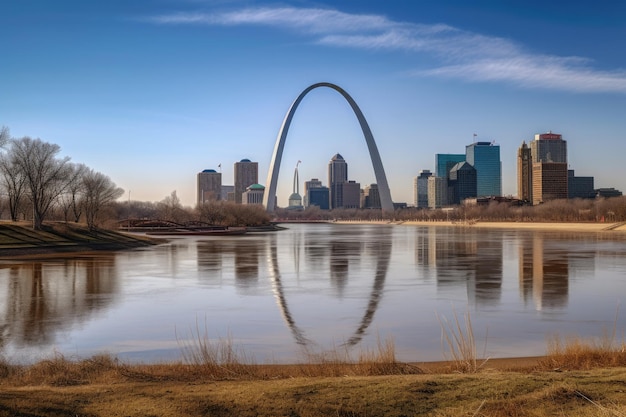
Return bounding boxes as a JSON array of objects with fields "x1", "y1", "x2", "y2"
[
  {"x1": 1, "y1": 355, "x2": 625, "y2": 416},
  {"x1": 334, "y1": 219, "x2": 626, "y2": 232},
  {"x1": 0, "y1": 221, "x2": 160, "y2": 258}
]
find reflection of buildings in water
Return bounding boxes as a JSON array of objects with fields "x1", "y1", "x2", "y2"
[
  {"x1": 0, "y1": 256, "x2": 118, "y2": 349},
  {"x1": 432, "y1": 227, "x2": 477, "y2": 285},
  {"x1": 423, "y1": 228, "x2": 502, "y2": 306},
  {"x1": 153, "y1": 242, "x2": 183, "y2": 277},
  {"x1": 518, "y1": 233, "x2": 569, "y2": 310},
  {"x1": 268, "y1": 228, "x2": 392, "y2": 348},
  {"x1": 329, "y1": 239, "x2": 363, "y2": 296},
  {"x1": 196, "y1": 240, "x2": 224, "y2": 276},
  {"x1": 195, "y1": 239, "x2": 264, "y2": 289},
  {"x1": 414, "y1": 227, "x2": 438, "y2": 273},
  {"x1": 467, "y1": 236, "x2": 503, "y2": 306},
  {"x1": 234, "y1": 241, "x2": 260, "y2": 283},
  {"x1": 291, "y1": 229, "x2": 302, "y2": 276}
]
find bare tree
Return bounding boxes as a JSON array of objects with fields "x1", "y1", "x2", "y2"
[
  {"x1": 158, "y1": 190, "x2": 190, "y2": 223},
  {"x1": 82, "y1": 169, "x2": 124, "y2": 230},
  {"x1": 9, "y1": 137, "x2": 72, "y2": 229},
  {"x1": 0, "y1": 152, "x2": 27, "y2": 221},
  {"x1": 0, "y1": 126, "x2": 10, "y2": 147},
  {"x1": 58, "y1": 163, "x2": 89, "y2": 223}
]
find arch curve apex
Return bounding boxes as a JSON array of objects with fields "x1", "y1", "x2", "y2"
[{"x1": 263, "y1": 82, "x2": 393, "y2": 212}]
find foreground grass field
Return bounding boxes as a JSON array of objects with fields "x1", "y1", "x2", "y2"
[
  {"x1": 1, "y1": 358, "x2": 626, "y2": 416},
  {"x1": 2, "y1": 334, "x2": 626, "y2": 417}
]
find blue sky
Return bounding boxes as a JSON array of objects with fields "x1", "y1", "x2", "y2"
[{"x1": 2, "y1": 0, "x2": 625, "y2": 207}]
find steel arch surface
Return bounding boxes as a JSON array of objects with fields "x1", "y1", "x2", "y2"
[{"x1": 263, "y1": 82, "x2": 394, "y2": 212}]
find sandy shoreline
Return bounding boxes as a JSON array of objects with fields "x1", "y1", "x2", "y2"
[{"x1": 333, "y1": 219, "x2": 626, "y2": 232}]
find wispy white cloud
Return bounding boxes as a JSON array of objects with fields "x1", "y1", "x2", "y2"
[
  {"x1": 149, "y1": 7, "x2": 398, "y2": 33},
  {"x1": 421, "y1": 56, "x2": 626, "y2": 94},
  {"x1": 148, "y1": 6, "x2": 626, "y2": 94}
]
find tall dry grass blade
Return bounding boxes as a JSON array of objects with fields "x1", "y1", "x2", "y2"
[
  {"x1": 176, "y1": 317, "x2": 253, "y2": 379},
  {"x1": 437, "y1": 309, "x2": 489, "y2": 373}
]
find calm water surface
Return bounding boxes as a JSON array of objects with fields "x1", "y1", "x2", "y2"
[{"x1": 1, "y1": 223, "x2": 626, "y2": 363}]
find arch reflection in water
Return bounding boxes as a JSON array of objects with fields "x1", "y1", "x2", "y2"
[{"x1": 267, "y1": 227, "x2": 392, "y2": 348}]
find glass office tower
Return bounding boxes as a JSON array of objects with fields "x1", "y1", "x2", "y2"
[{"x1": 465, "y1": 141, "x2": 501, "y2": 197}]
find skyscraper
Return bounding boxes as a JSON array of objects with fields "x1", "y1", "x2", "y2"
[
  {"x1": 328, "y1": 154, "x2": 348, "y2": 209},
  {"x1": 234, "y1": 159, "x2": 258, "y2": 204},
  {"x1": 342, "y1": 180, "x2": 361, "y2": 209},
  {"x1": 449, "y1": 162, "x2": 477, "y2": 204},
  {"x1": 529, "y1": 132, "x2": 568, "y2": 204},
  {"x1": 197, "y1": 169, "x2": 222, "y2": 205},
  {"x1": 414, "y1": 169, "x2": 432, "y2": 208},
  {"x1": 427, "y1": 176, "x2": 448, "y2": 208},
  {"x1": 530, "y1": 132, "x2": 567, "y2": 163},
  {"x1": 517, "y1": 141, "x2": 533, "y2": 203},
  {"x1": 435, "y1": 154, "x2": 465, "y2": 179},
  {"x1": 304, "y1": 178, "x2": 323, "y2": 207},
  {"x1": 532, "y1": 162, "x2": 568, "y2": 204},
  {"x1": 465, "y1": 141, "x2": 501, "y2": 197}
]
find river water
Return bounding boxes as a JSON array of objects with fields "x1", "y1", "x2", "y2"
[{"x1": 1, "y1": 223, "x2": 626, "y2": 364}]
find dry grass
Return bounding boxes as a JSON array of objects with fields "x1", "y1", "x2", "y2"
[
  {"x1": 2, "y1": 360, "x2": 626, "y2": 416},
  {"x1": 539, "y1": 334, "x2": 626, "y2": 371},
  {"x1": 0, "y1": 352, "x2": 124, "y2": 387},
  {"x1": 176, "y1": 319, "x2": 255, "y2": 379},
  {"x1": 3, "y1": 316, "x2": 626, "y2": 416},
  {"x1": 539, "y1": 308, "x2": 626, "y2": 371},
  {"x1": 437, "y1": 309, "x2": 489, "y2": 373},
  {"x1": 176, "y1": 320, "x2": 418, "y2": 379}
]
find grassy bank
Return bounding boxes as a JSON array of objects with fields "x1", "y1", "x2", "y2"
[
  {"x1": 2, "y1": 333, "x2": 626, "y2": 416},
  {"x1": 1, "y1": 355, "x2": 626, "y2": 416},
  {"x1": 0, "y1": 221, "x2": 160, "y2": 258}
]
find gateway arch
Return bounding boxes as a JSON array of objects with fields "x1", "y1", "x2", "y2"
[{"x1": 263, "y1": 82, "x2": 394, "y2": 212}]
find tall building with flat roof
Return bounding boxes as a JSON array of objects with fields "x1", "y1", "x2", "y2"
[
  {"x1": 530, "y1": 132, "x2": 568, "y2": 204},
  {"x1": 234, "y1": 159, "x2": 258, "y2": 204},
  {"x1": 197, "y1": 169, "x2": 222, "y2": 205},
  {"x1": 414, "y1": 170, "x2": 432, "y2": 208},
  {"x1": 530, "y1": 132, "x2": 567, "y2": 163},
  {"x1": 328, "y1": 154, "x2": 348, "y2": 209},
  {"x1": 342, "y1": 181, "x2": 361, "y2": 209},
  {"x1": 304, "y1": 178, "x2": 323, "y2": 207},
  {"x1": 428, "y1": 176, "x2": 448, "y2": 209},
  {"x1": 466, "y1": 141, "x2": 501, "y2": 197},
  {"x1": 532, "y1": 163, "x2": 568, "y2": 204}
]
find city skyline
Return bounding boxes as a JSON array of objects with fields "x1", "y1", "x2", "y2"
[{"x1": 2, "y1": 1, "x2": 625, "y2": 207}]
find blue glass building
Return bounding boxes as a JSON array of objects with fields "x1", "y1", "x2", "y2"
[
  {"x1": 465, "y1": 142, "x2": 501, "y2": 197},
  {"x1": 435, "y1": 154, "x2": 465, "y2": 179}
]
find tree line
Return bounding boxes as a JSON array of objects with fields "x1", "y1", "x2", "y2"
[
  {"x1": 0, "y1": 126, "x2": 124, "y2": 230},
  {"x1": 274, "y1": 197, "x2": 626, "y2": 223},
  {"x1": 2, "y1": 126, "x2": 623, "y2": 229}
]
